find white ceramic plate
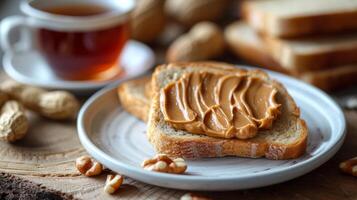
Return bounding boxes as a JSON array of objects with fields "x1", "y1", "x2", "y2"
[
  {"x1": 77, "y1": 67, "x2": 346, "y2": 191},
  {"x1": 2, "y1": 40, "x2": 155, "y2": 94}
]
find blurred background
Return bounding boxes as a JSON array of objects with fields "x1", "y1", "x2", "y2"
[
  {"x1": 0, "y1": 0, "x2": 21, "y2": 59},
  {"x1": 1, "y1": 0, "x2": 356, "y2": 101}
]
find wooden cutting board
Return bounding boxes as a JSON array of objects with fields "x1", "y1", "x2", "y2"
[{"x1": 0, "y1": 72, "x2": 356, "y2": 200}]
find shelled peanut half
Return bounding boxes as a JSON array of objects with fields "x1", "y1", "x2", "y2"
[
  {"x1": 0, "y1": 80, "x2": 80, "y2": 142},
  {"x1": 74, "y1": 153, "x2": 189, "y2": 195},
  {"x1": 75, "y1": 155, "x2": 124, "y2": 194}
]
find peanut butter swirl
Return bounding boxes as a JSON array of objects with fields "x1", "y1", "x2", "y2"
[{"x1": 160, "y1": 71, "x2": 281, "y2": 139}]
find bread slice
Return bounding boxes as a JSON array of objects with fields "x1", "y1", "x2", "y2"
[
  {"x1": 117, "y1": 76, "x2": 151, "y2": 122},
  {"x1": 224, "y1": 21, "x2": 357, "y2": 91},
  {"x1": 300, "y1": 66, "x2": 357, "y2": 91},
  {"x1": 242, "y1": 0, "x2": 357, "y2": 38},
  {"x1": 264, "y1": 32, "x2": 357, "y2": 72},
  {"x1": 147, "y1": 62, "x2": 308, "y2": 160},
  {"x1": 224, "y1": 22, "x2": 293, "y2": 75}
]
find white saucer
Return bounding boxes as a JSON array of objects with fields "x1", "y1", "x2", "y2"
[
  {"x1": 77, "y1": 67, "x2": 346, "y2": 191},
  {"x1": 2, "y1": 40, "x2": 155, "y2": 94}
]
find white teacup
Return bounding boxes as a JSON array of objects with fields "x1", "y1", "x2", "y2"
[{"x1": 1, "y1": 0, "x2": 135, "y2": 80}]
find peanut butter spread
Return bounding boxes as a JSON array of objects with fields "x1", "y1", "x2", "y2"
[{"x1": 160, "y1": 71, "x2": 281, "y2": 139}]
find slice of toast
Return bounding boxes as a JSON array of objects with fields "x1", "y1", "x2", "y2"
[
  {"x1": 147, "y1": 62, "x2": 308, "y2": 160},
  {"x1": 117, "y1": 76, "x2": 151, "y2": 122},
  {"x1": 224, "y1": 22, "x2": 293, "y2": 75},
  {"x1": 242, "y1": 0, "x2": 357, "y2": 38},
  {"x1": 264, "y1": 32, "x2": 357, "y2": 72},
  {"x1": 224, "y1": 21, "x2": 357, "y2": 91},
  {"x1": 300, "y1": 66, "x2": 357, "y2": 91}
]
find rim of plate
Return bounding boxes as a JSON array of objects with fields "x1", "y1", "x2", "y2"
[
  {"x1": 2, "y1": 40, "x2": 155, "y2": 91},
  {"x1": 77, "y1": 66, "x2": 346, "y2": 184}
]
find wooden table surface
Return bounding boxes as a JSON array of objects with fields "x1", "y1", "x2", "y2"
[
  {"x1": 0, "y1": 1, "x2": 356, "y2": 199},
  {"x1": 0, "y1": 69, "x2": 356, "y2": 199}
]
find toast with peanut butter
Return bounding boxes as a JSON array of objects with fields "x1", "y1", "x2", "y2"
[{"x1": 147, "y1": 62, "x2": 308, "y2": 160}]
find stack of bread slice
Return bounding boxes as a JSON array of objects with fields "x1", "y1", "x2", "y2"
[
  {"x1": 225, "y1": 0, "x2": 357, "y2": 91},
  {"x1": 118, "y1": 62, "x2": 308, "y2": 160}
]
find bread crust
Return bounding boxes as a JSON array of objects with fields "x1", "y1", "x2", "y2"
[
  {"x1": 117, "y1": 76, "x2": 151, "y2": 122},
  {"x1": 147, "y1": 62, "x2": 308, "y2": 160}
]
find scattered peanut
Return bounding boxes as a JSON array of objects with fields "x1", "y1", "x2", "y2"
[
  {"x1": 131, "y1": 0, "x2": 166, "y2": 43},
  {"x1": 180, "y1": 193, "x2": 212, "y2": 200},
  {"x1": 169, "y1": 158, "x2": 187, "y2": 174},
  {"x1": 0, "y1": 100, "x2": 29, "y2": 142},
  {"x1": 167, "y1": 22, "x2": 225, "y2": 62},
  {"x1": 165, "y1": 0, "x2": 229, "y2": 27},
  {"x1": 75, "y1": 156, "x2": 103, "y2": 177},
  {"x1": 339, "y1": 157, "x2": 357, "y2": 177},
  {"x1": 1, "y1": 81, "x2": 79, "y2": 120},
  {"x1": 104, "y1": 174, "x2": 124, "y2": 194},
  {"x1": 142, "y1": 154, "x2": 187, "y2": 174}
]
